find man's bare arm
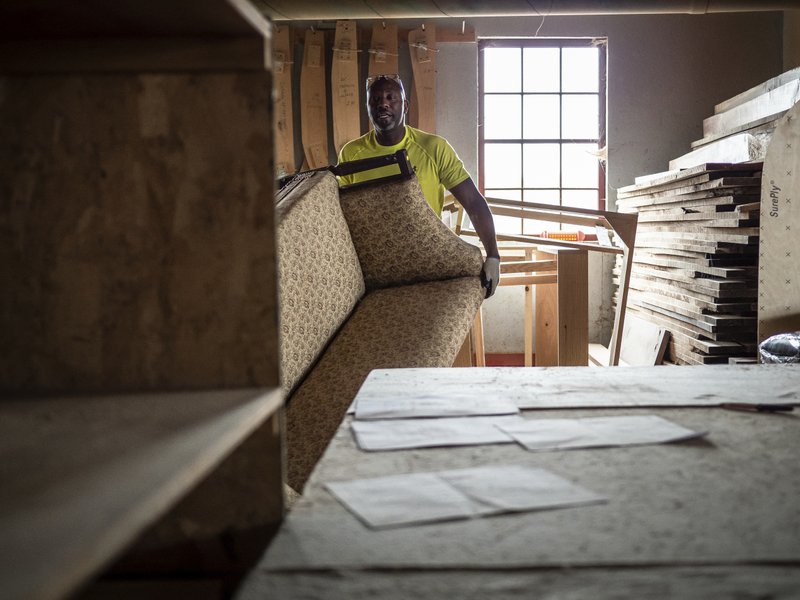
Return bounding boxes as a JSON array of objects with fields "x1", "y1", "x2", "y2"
[
  {"x1": 449, "y1": 177, "x2": 499, "y2": 259},
  {"x1": 449, "y1": 177, "x2": 500, "y2": 297}
]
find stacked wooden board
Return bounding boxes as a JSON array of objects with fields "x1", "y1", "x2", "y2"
[
  {"x1": 615, "y1": 162, "x2": 763, "y2": 364},
  {"x1": 613, "y1": 68, "x2": 800, "y2": 364},
  {"x1": 669, "y1": 67, "x2": 800, "y2": 171}
]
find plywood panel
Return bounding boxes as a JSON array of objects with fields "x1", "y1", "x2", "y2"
[
  {"x1": 368, "y1": 22, "x2": 399, "y2": 77},
  {"x1": 758, "y1": 100, "x2": 800, "y2": 344},
  {"x1": 331, "y1": 20, "x2": 361, "y2": 154},
  {"x1": 273, "y1": 25, "x2": 296, "y2": 177},
  {"x1": 407, "y1": 23, "x2": 436, "y2": 133},
  {"x1": 0, "y1": 73, "x2": 279, "y2": 393},
  {"x1": 0, "y1": 389, "x2": 283, "y2": 600},
  {"x1": 300, "y1": 28, "x2": 329, "y2": 168}
]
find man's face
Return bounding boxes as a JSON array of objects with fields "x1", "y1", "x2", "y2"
[{"x1": 367, "y1": 79, "x2": 407, "y2": 133}]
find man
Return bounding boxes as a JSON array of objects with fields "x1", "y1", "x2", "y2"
[{"x1": 337, "y1": 74, "x2": 501, "y2": 298}]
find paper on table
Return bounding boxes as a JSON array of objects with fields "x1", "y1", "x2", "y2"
[
  {"x1": 354, "y1": 394, "x2": 519, "y2": 420},
  {"x1": 351, "y1": 415, "x2": 523, "y2": 451},
  {"x1": 327, "y1": 472, "x2": 480, "y2": 528},
  {"x1": 498, "y1": 415, "x2": 706, "y2": 452},
  {"x1": 325, "y1": 464, "x2": 606, "y2": 529},
  {"x1": 439, "y1": 464, "x2": 606, "y2": 513}
]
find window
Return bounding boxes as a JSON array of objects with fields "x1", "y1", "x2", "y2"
[{"x1": 479, "y1": 39, "x2": 607, "y2": 236}]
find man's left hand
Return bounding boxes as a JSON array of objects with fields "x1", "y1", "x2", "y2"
[{"x1": 481, "y1": 257, "x2": 500, "y2": 299}]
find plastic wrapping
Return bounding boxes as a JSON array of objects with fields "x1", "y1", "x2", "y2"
[{"x1": 759, "y1": 331, "x2": 800, "y2": 364}]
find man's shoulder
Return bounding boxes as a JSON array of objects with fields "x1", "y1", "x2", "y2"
[
  {"x1": 406, "y1": 126, "x2": 447, "y2": 145},
  {"x1": 340, "y1": 131, "x2": 376, "y2": 159},
  {"x1": 406, "y1": 127, "x2": 455, "y2": 157}
]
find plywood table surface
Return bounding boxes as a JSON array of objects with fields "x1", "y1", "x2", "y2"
[{"x1": 237, "y1": 366, "x2": 800, "y2": 599}]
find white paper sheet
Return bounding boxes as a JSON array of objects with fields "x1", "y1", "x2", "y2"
[
  {"x1": 351, "y1": 415, "x2": 523, "y2": 451},
  {"x1": 354, "y1": 394, "x2": 520, "y2": 420},
  {"x1": 498, "y1": 415, "x2": 706, "y2": 452},
  {"x1": 325, "y1": 464, "x2": 606, "y2": 529}
]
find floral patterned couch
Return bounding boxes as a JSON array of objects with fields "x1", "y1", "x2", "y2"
[{"x1": 276, "y1": 165, "x2": 484, "y2": 492}]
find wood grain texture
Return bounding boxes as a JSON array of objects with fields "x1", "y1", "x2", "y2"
[
  {"x1": 0, "y1": 72, "x2": 279, "y2": 393},
  {"x1": 273, "y1": 25, "x2": 296, "y2": 177},
  {"x1": 368, "y1": 22, "x2": 399, "y2": 76},
  {"x1": 704, "y1": 79, "x2": 800, "y2": 137},
  {"x1": 0, "y1": 388, "x2": 283, "y2": 600},
  {"x1": 556, "y1": 249, "x2": 589, "y2": 366},
  {"x1": 300, "y1": 29, "x2": 330, "y2": 168},
  {"x1": 331, "y1": 20, "x2": 361, "y2": 154},
  {"x1": 407, "y1": 23, "x2": 436, "y2": 133}
]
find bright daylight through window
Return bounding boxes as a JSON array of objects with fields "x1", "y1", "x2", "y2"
[{"x1": 479, "y1": 39, "x2": 606, "y2": 236}]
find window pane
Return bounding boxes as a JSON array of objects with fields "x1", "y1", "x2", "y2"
[
  {"x1": 562, "y1": 47, "x2": 598, "y2": 92},
  {"x1": 562, "y1": 95, "x2": 598, "y2": 139},
  {"x1": 485, "y1": 189, "x2": 522, "y2": 234},
  {"x1": 562, "y1": 143, "x2": 599, "y2": 188},
  {"x1": 561, "y1": 189, "x2": 599, "y2": 232},
  {"x1": 484, "y1": 143, "x2": 521, "y2": 188},
  {"x1": 522, "y1": 190, "x2": 560, "y2": 235},
  {"x1": 523, "y1": 48, "x2": 559, "y2": 92},
  {"x1": 523, "y1": 143, "x2": 559, "y2": 188},
  {"x1": 484, "y1": 95, "x2": 521, "y2": 139},
  {"x1": 484, "y1": 48, "x2": 521, "y2": 93},
  {"x1": 523, "y1": 95, "x2": 559, "y2": 139}
]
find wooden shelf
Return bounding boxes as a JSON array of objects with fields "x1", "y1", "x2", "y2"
[
  {"x1": 0, "y1": 0, "x2": 273, "y2": 73},
  {"x1": 0, "y1": 387, "x2": 282, "y2": 600},
  {"x1": 0, "y1": 0, "x2": 271, "y2": 40}
]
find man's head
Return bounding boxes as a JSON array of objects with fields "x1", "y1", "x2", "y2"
[{"x1": 366, "y1": 74, "x2": 408, "y2": 134}]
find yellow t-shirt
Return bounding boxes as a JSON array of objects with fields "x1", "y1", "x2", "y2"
[{"x1": 336, "y1": 126, "x2": 470, "y2": 216}]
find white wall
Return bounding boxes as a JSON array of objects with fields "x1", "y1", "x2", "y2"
[{"x1": 435, "y1": 12, "x2": 783, "y2": 353}]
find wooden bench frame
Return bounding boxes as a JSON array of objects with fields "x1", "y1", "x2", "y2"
[{"x1": 454, "y1": 198, "x2": 638, "y2": 366}]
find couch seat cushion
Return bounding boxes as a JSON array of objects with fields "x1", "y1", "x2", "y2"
[{"x1": 285, "y1": 276, "x2": 484, "y2": 491}]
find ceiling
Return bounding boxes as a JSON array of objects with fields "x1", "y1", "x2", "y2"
[{"x1": 253, "y1": 0, "x2": 797, "y2": 21}]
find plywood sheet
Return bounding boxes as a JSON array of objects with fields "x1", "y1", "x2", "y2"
[
  {"x1": 331, "y1": 20, "x2": 361, "y2": 154},
  {"x1": 0, "y1": 73, "x2": 279, "y2": 392},
  {"x1": 758, "y1": 100, "x2": 800, "y2": 344},
  {"x1": 669, "y1": 133, "x2": 765, "y2": 171},
  {"x1": 300, "y1": 28, "x2": 329, "y2": 169},
  {"x1": 704, "y1": 79, "x2": 800, "y2": 137},
  {"x1": 274, "y1": 25, "x2": 296, "y2": 177},
  {"x1": 0, "y1": 388, "x2": 282, "y2": 600},
  {"x1": 714, "y1": 66, "x2": 800, "y2": 114}
]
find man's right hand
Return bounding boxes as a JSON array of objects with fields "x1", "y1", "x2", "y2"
[{"x1": 481, "y1": 257, "x2": 501, "y2": 299}]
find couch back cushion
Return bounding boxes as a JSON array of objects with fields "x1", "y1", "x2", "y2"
[
  {"x1": 339, "y1": 176, "x2": 483, "y2": 290},
  {"x1": 276, "y1": 171, "x2": 364, "y2": 393}
]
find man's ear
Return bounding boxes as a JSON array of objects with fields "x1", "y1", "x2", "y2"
[{"x1": 403, "y1": 99, "x2": 409, "y2": 115}]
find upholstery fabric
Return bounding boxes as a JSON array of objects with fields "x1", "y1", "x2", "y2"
[
  {"x1": 286, "y1": 277, "x2": 484, "y2": 491},
  {"x1": 339, "y1": 176, "x2": 483, "y2": 291},
  {"x1": 276, "y1": 171, "x2": 365, "y2": 394}
]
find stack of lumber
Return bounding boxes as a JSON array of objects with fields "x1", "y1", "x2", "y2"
[
  {"x1": 614, "y1": 162, "x2": 762, "y2": 364},
  {"x1": 669, "y1": 67, "x2": 800, "y2": 171},
  {"x1": 613, "y1": 68, "x2": 800, "y2": 364}
]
